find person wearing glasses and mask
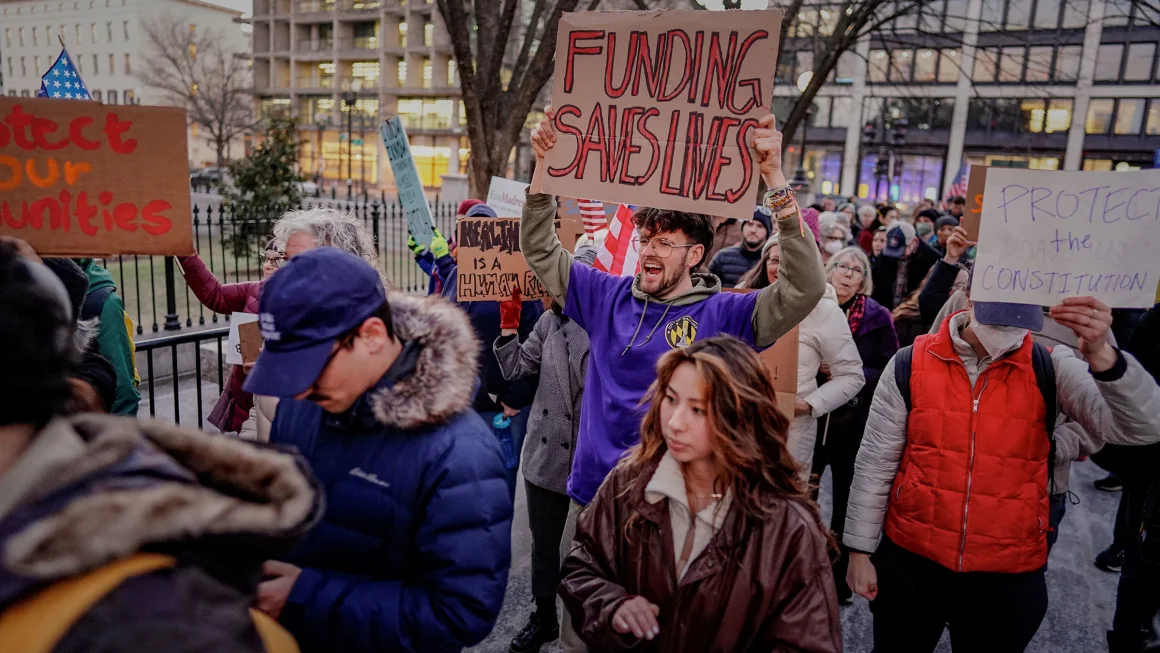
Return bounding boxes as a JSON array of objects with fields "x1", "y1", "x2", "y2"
[
  {"x1": 524, "y1": 108, "x2": 826, "y2": 652},
  {"x1": 176, "y1": 237, "x2": 283, "y2": 436}
]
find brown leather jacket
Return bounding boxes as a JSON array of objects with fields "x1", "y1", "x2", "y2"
[{"x1": 559, "y1": 457, "x2": 842, "y2": 653}]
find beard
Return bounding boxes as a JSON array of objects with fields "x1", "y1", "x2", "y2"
[{"x1": 640, "y1": 250, "x2": 689, "y2": 297}]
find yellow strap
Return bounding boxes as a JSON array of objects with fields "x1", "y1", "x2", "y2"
[
  {"x1": 250, "y1": 608, "x2": 301, "y2": 653},
  {"x1": 0, "y1": 553, "x2": 175, "y2": 653}
]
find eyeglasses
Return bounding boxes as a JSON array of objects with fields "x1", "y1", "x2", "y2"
[
  {"x1": 631, "y1": 236, "x2": 696, "y2": 259},
  {"x1": 264, "y1": 254, "x2": 286, "y2": 268},
  {"x1": 835, "y1": 263, "x2": 865, "y2": 278}
]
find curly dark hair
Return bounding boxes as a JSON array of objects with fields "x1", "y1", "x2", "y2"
[{"x1": 632, "y1": 207, "x2": 714, "y2": 268}]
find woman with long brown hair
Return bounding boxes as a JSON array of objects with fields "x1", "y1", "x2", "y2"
[{"x1": 558, "y1": 336, "x2": 841, "y2": 653}]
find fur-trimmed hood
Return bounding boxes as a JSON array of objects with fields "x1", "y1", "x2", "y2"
[
  {"x1": 368, "y1": 292, "x2": 481, "y2": 430},
  {"x1": 0, "y1": 414, "x2": 322, "y2": 606}
]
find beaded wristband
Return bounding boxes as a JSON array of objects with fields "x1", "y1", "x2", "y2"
[{"x1": 762, "y1": 186, "x2": 795, "y2": 210}]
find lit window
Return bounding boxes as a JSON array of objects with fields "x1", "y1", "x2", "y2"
[
  {"x1": 397, "y1": 60, "x2": 407, "y2": 85},
  {"x1": 424, "y1": 22, "x2": 433, "y2": 47},
  {"x1": 1021, "y1": 99, "x2": 1046, "y2": 133},
  {"x1": 914, "y1": 49, "x2": 937, "y2": 82},
  {"x1": 1114, "y1": 99, "x2": 1145, "y2": 135},
  {"x1": 938, "y1": 49, "x2": 960, "y2": 83},
  {"x1": 868, "y1": 50, "x2": 888, "y2": 83},
  {"x1": 422, "y1": 58, "x2": 432, "y2": 88},
  {"x1": 1147, "y1": 101, "x2": 1160, "y2": 136},
  {"x1": 352, "y1": 60, "x2": 379, "y2": 82},
  {"x1": 1085, "y1": 98, "x2": 1114, "y2": 134},
  {"x1": 1046, "y1": 99, "x2": 1072, "y2": 133},
  {"x1": 399, "y1": 22, "x2": 407, "y2": 47}
]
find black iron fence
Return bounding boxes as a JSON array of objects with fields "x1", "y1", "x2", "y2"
[
  {"x1": 135, "y1": 326, "x2": 230, "y2": 429},
  {"x1": 101, "y1": 195, "x2": 462, "y2": 337}
]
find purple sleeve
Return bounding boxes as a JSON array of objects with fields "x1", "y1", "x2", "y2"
[{"x1": 563, "y1": 262, "x2": 629, "y2": 330}]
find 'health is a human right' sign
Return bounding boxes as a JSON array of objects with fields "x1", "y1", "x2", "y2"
[{"x1": 970, "y1": 168, "x2": 1160, "y2": 308}]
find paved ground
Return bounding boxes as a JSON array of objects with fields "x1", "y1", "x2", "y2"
[{"x1": 469, "y1": 457, "x2": 1124, "y2": 653}]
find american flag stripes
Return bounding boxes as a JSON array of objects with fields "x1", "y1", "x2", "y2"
[
  {"x1": 947, "y1": 162, "x2": 968, "y2": 199},
  {"x1": 577, "y1": 199, "x2": 608, "y2": 236},
  {"x1": 594, "y1": 204, "x2": 641, "y2": 277},
  {"x1": 37, "y1": 47, "x2": 93, "y2": 101}
]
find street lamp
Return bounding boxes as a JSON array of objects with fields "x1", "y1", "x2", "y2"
[
  {"x1": 790, "y1": 71, "x2": 814, "y2": 195},
  {"x1": 342, "y1": 78, "x2": 363, "y2": 195}
]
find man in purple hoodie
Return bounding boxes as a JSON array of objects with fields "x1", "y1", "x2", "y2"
[{"x1": 524, "y1": 107, "x2": 825, "y2": 651}]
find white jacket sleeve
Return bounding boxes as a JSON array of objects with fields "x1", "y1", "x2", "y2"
[
  {"x1": 843, "y1": 354, "x2": 909, "y2": 554},
  {"x1": 802, "y1": 301, "x2": 865, "y2": 418},
  {"x1": 1054, "y1": 346, "x2": 1160, "y2": 449}
]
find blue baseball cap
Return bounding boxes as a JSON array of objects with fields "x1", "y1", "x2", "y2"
[{"x1": 243, "y1": 247, "x2": 386, "y2": 398}]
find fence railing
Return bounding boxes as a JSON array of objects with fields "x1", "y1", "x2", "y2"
[
  {"x1": 136, "y1": 326, "x2": 230, "y2": 430},
  {"x1": 103, "y1": 192, "x2": 463, "y2": 338}
]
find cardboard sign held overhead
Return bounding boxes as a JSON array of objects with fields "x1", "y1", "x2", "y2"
[
  {"x1": 456, "y1": 218, "x2": 551, "y2": 302},
  {"x1": 969, "y1": 168, "x2": 1160, "y2": 308},
  {"x1": 542, "y1": 9, "x2": 782, "y2": 220},
  {"x1": 380, "y1": 117, "x2": 436, "y2": 247},
  {"x1": 486, "y1": 176, "x2": 529, "y2": 216},
  {"x1": 0, "y1": 97, "x2": 193, "y2": 256},
  {"x1": 960, "y1": 164, "x2": 988, "y2": 240}
]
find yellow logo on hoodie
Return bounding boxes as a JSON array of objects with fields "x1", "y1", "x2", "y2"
[{"x1": 664, "y1": 316, "x2": 699, "y2": 349}]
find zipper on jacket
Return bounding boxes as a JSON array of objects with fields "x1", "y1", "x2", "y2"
[{"x1": 958, "y1": 374, "x2": 990, "y2": 571}]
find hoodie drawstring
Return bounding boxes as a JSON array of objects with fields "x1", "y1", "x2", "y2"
[
  {"x1": 638, "y1": 301, "x2": 674, "y2": 348},
  {"x1": 622, "y1": 295, "x2": 652, "y2": 355}
]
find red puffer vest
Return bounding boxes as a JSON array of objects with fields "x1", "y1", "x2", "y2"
[{"x1": 884, "y1": 320, "x2": 1051, "y2": 573}]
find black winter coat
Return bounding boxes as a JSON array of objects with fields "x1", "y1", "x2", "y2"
[{"x1": 708, "y1": 244, "x2": 763, "y2": 288}]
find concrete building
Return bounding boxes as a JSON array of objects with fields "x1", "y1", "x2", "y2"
[
  {"x1": 1, "y1": 0, "x2": 251, "y2": 168},
  {"x1": 250, "y1": 0, "x2": 463, "y2": 191},
  {"x1": 774, "y1": 0, "x2": 1160, "y2": 209}
]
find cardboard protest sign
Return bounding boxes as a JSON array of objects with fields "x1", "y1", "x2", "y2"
[
  {"x1": 486, "y1": 176, "x2": 529, "y2": 216},
  {"x1": 542, "y1": 9, "x2": 781, "y2": 220},
  {"x1": 380, "y1": 117, "x2": 436, "y2": 247},
  {"x1": 225, "y1": 313, "x2": 259, "y2": 366},
  {"x1": 456, "y1": 218, "x2": 550, "y2": 302},
  {"x1": 0, "y1": 96, "x2": 193, "y2": 256},
  {"x1": 969, "y1": 168, "x2": 1160, "y2": 308},
  {"x1": 237, "y1": 321, "x2": 263, "y2": 365},
  {"x1": 961, "y1": 164, "x2": 987, "y2": 240},
  {"x1": 724, "y1": 288, "x2": 798, "y2": 417}
]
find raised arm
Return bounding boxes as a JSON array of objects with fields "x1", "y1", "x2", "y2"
[
  {"x1": 749, "y1": 115, "x2": 826, "y2": 348},
  {"x1": 176, "y1": 253, "x2": 258, "y2": 315},
  {"x1": 524, "y1": 107, "x2": 573, "y2": 303}
]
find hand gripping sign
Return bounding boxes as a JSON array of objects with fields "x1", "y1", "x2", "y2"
[{"x1": 541, "y1": 9, "x2": 782, "y2": 220}]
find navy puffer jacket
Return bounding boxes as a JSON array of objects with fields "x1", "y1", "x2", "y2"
[
  {"x1": 708, "y1": 244, "x2": 763, "y2": 288},
  {"x1": 271, "y1": 293, "x2": 514, "y2": 653}
]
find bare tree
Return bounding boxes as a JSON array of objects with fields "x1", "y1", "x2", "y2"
[{"x1": 138, "y1": 15, "x2": 254, "y2": 169}]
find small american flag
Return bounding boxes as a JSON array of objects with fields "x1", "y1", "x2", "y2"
[
  {"x1": 946, "y1": 161, "x2": 968, "y2": 199},
  {"x1": 595, "y1": 204, "x2": 640, "y2": 277},
  {"x1": 577, "y1": 199, "x2": 608, "y2": 236},
  {"x1": 37, "y1": 47, "x2": 93, "y2": 101}
]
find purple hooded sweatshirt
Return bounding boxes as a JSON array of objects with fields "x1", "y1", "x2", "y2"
[{"x1": 563, "y1": 262, "x2": 759, "y2": 505}]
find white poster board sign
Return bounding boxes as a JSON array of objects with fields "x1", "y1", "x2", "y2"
[
  {"x1": 225, "y1": 312, "x2": 260, "y2": 366},
  {"x1": 380, "y1": 117, "x2": 436, "y2": 247},
  {"x1": 970, "y1": 168, "x2": 1160, "y2": 308},
  {"x1": 486, "y1": 176, "x2": 529, "y2": 217}
]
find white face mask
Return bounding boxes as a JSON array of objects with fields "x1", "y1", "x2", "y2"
[
  {"x1": 824, "y1": 240, "x2": 844, "y2": 254},
  {"x1": 969, "y1": 317, "x2": 1028, "y2": 359}
]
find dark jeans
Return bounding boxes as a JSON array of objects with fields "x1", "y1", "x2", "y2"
[
  {"x1": 525, "y1": 480, "x2": 572, "y2": 600},
  {"x1": 1047, "y1": 492, "x2": 1068, "y2": 552},
  {"x1": 1110, "y1": 479, "x2": 1160, "y2": 652},
  {"x1": 871, "y1": 537, "x2": 1048, "y2": 653},
  {"x1": 813, "y1": 403, "x2": 869, "y2": 596}
]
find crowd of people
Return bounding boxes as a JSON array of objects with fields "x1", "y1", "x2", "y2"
[{"x1": 0, "y1": 106, "x2": 1158, "y2": 653}]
